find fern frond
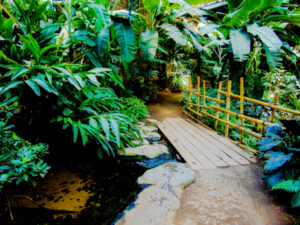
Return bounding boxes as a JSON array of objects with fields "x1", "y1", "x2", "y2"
[{"x1": 272, "y1": 179, "x2": 300, "y2": 193}]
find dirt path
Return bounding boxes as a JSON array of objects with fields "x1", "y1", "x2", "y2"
[{"x1": 148, "y1": 91, "x2": 293, "y2": 225}]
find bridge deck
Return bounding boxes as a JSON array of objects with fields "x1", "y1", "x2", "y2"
[{"x1": 158, "y1": 118, "x2": 257, "y2": 170}]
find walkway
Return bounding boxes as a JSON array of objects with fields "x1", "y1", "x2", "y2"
[
  {"x1": 158, "y1": 117, "x2": 256, "y2": 170},
  {"x1": 147, "y1": 90, "x2": 293, "y2": 225}
]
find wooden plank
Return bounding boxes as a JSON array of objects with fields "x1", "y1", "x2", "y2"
[
  {"x1": 186, "y1": 118, "x2": 257, "y2": 163},
  {"x1": 176, "y1": 118, "x2": 251, "y2": 165},
  {"x1": 164, "y1": 119, "x2": 228, "y2": 168},
  {"x1": 158, "y1": 122, "x2": 207, "y2": 170},
  {"x1": 161, "y1": 120, "x2": 217, "y2": 169},
  {"x1": 170, "y1": 118, "x2": 241, "y2": 166}
]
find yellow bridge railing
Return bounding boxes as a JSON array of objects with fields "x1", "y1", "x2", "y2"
[{"x1": 184, "y1": 76, "x2": 300, "y2": 154}]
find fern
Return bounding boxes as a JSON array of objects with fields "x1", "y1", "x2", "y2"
[{"x1": 272, "y1": 179, "x2": 300, "y2": 193}]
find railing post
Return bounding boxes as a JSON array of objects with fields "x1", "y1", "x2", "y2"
[
  {"x1": 270, "y1": 92, "x2": 278, "y2": 123},
  {"x1": 203, "y1": 80, "x2": 206, "y2": 118},
  {"x1": 189, "y1": 75, "x2": 192, "y2": 107},
  {"x1": 225, "y1": 80, "x2": 232, "y2": 138},
  {"x1": 197, "y1": 76, "x2": 200, "y2": 114},
  {"x1": 214, "y1": 81, "x2": 223, "y2": 130},
  {"x1": 240, "y1": 77, "x2": 244, "y2": 144}
]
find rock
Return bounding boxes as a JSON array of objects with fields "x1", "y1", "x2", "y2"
[
  {"x1": 136, "y1": 153, "x2": 177, "y2": 169},
  {"x1": 138, "y1": 122, "x2": 146, "y2": 127},
  {"x1": 115, "y1": 186, "x2": 182, "y2": 225},
  {"x1": 146, "y1": 119, "x2": 158, "y2": 127},
  {"x1": 138, "y1": 162, "x2": 196, "y2": 189},
  {"x1": 141, "y1": 126, "x2": 158, "y2": 133},
  {"x1": 131, "y1": 139, "x2": 149, "y2": 146},
  {"x1": 123, "y1": 144, "x2": 169, "y2": 158},
  {"x1": 143, "y1": 132, "x2": 161, "y2": 142}
]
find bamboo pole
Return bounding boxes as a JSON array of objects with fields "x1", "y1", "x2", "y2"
[
  {"x1": 225, "y1": 81, "x2": 232, "y2": 138},
  {"x1": 184, "y1": 88, "x2": 224, "y2": 103},
  {"x1": 187, "y1": 107, "x2": 262, "y2": 139},
  {"x1": 270, "y1": 92, "x2": 279, "y2": 123},
  {"x1": 230, "y1": 140, "x2": 259, "y2": 154},
  {"x1": 203, "y1": 80, "x2": 206, "y2": 116},
  {"x1": 218, "y1": 91, "x2": 300, "y2": 116},
  {"x1": 240, "y1": 77, "x2": 244, "y2": 144},
  {"x1": 188, "y1": 75, "x2": 192, "y2": 106},
  {"x1": 197, "y1": 76, "x2": 200, "y2": 114},
  {"x1": 187, "y1": 107, "x2": 262, "y2": 138},
  {"x1": 214, "y1": 81, "x2": 223, "y2": 129},
  {"x1": 209, "y1": 106, "x2": 275, "y2": 127}
]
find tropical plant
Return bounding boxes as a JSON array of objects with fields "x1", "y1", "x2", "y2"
[
  {"x1": 120, "y1": 97, "x2": 148, "y2": 120},
  {"x1": 256, "y1": 124, "x2": 300, "y2": 208},
  {"x1": 0, "y1": 0, "x2": 143, "y2": 158}
]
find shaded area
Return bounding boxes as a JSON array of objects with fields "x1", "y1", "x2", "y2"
[{"x1": 0, "y1": 157, "x2": 147, "y2": 225}]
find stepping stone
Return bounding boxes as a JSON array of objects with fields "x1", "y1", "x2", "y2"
[{"x1": 122, "y1": 144, "x2": 169, "y2": 158}]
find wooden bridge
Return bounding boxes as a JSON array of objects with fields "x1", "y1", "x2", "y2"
[
  {"x1": 156, "y1": 76, "x2": 300, "y2": 170},
  {"x1": 158, "y1": 118, "x2": 256, "y2": 170}
]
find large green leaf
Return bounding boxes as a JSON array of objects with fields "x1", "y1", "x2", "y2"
[
  {"x1": 260, "y1": 14, "x2": 300, "y2": 26},
  {"x1": 114, "y1": 22, "x2": 135, "y2": 63},
  {"x1": 160, "y1": 23, "x2": 187, "y2": 46},
  {"x1": 89, "y1": 4, "x2": 111, "y2": 31},
  {"x1": 264, "y1": 151, "x2": 293, "y2": 171},
  {"x1": 264, "y1": 44, "x2": 282, "y2": 71},
  {"x1": 247, "y1": 23, "x2": 282, "y2": 52},
  {"x1": 198, "y1": 24, "x2": 220, "y2": 36},
  {"x1": 96, "y1": 28, "x2": 110, "y2": 57},
  {"x1": 142, "y1": 0, "x2": 160, "y2": 13},
  {"x1": 169, "y1": 0, "x2": 203, "y2": 16},
  {"x1": 141, "y1": 29, "x2": 159, "y2": 58},
  {"x1": 229, "y1": 29, "x2": 250, "y2": 61},
  {"x1": 184, "y1": 28, "x2": 203, "y2": 52}
]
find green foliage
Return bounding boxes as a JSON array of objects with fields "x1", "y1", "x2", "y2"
[
  {"x1": 0, "y1": 97, "x2": 50, "y2": 190},
  {"x1": 0, "y1": 0, "x2": 143, "y2": 159},
  {"x1": 120, "y1": 97, "x2": 149, "y2": 121},
  {"x1": 256, "y1": 125, "x2": 300, "y2": 208}
]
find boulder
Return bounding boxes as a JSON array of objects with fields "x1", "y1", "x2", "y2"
[
  {"x1": 141, "y1": 125, "x2": 158, "y2": 133},
  {"x1": 131, "y1": 139, "x2": 150, "y2": 146},
  {"x1": 138, "y1": 162, "x2": 196, "y2": 189},
  {"x1": 146, "y1": 119, "x2": 158, "y2": 127},
  {"x1": 143, "y1": 132, "x2": 161, "y2": 142},
  {"x1": 115, "y1": 186, "x2": 182, "y2": 225},
  {"x1": 123, "y1": 144, "x2": 169, "y2": 158}
]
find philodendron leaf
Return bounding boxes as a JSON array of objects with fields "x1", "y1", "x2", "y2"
[
  {"x1": 160, "y1": 23, "x2": 187, "y2": 46},
  {"x1": 264, "y1": 151, "x2": 293, "y2": 171},
  {"x1": 256, "y1": 137, "x2": 282, "y2": 151},
  {"x1": 263, "y1": 171, "x2": 284, "y2": 188},
  {"x1": 291, "y1": 192, "x2": 300, "y2": 208},
  {"x1": 229, "y1": 29, "x2": 250, "y2": 61}
]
